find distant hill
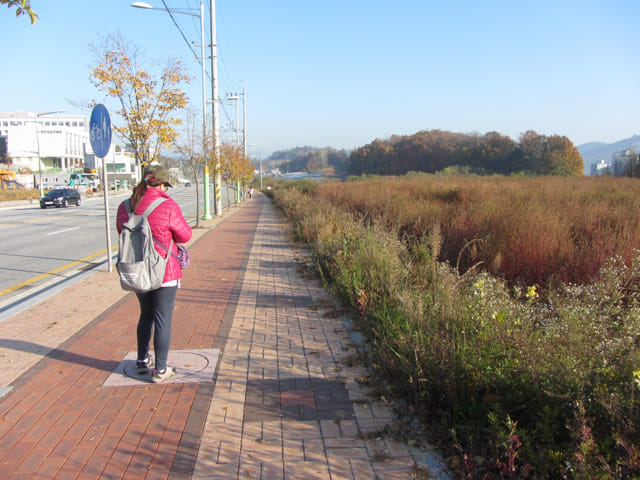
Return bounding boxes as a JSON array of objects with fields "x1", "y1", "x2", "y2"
[{"x1": 578, "y1": 135, "x2": 640, "y2": 174}]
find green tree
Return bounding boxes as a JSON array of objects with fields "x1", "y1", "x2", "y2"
[
  {"x1": 2, "y1": 0, "x2": 36, "y2": 24},
  {"x1": 517, "y1": 130, "x2": 547, "y2": 173},
  {"x1": 90, "y1": 32, "x2": 191, "y2": 170}
]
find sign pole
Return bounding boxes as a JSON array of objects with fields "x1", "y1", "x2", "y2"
[
  {"x1": 102, "y1": 156, "x2": 113, "y2": 272},
  {"x1": 89, "y1": 105, "x2": 113, "y2": 272}
]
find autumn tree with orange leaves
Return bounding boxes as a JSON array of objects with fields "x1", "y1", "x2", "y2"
[
  {"x1": 219, "y1": 142, "x2": 254, "y2": 187},
  {"x1": 90, "y1": 32, "x2": 191, "y2": 170}
]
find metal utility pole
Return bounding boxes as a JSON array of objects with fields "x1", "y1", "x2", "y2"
[
  {"x1": 210, "y1": 0, "x2": 222, "y2": 216},
  {"x1": 226, "y1": 95, "x2": 240, "y2": 146},
  {"x1": 198, "y1": 1, "x2": 211, "y2": 221},
  {"x1": 234, "y1": 96, "x2": 239, "y2": 146},
  {"x1": 132, "y1": 1, "x2": 211, "y2": 221},
  {"x1": 242, "y1": 85, "x2": 247, "y2": 158}
]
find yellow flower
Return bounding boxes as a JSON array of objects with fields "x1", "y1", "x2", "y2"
[
  {"x1": 473, "y1": 279, "x2": 485, "y2": 298},
  {"x1": 526, "y1": 285, "x2": 538, "y2": 300}
]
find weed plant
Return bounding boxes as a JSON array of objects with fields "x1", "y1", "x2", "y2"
[
  {"x1": 271, "y1": 178, "x2": 640, "y2": 479},
  {"x1": 0, "y1": 189, "x2": 40, "y2": 202}
]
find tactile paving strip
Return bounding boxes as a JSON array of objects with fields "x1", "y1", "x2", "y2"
[{"x1": 102, "y1": 348, "x2": 220, "y2": 387}]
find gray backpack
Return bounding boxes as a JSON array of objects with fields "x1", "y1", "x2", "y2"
[{"x1": 116, "y1": 198, "x2": 173, "y2": 293}]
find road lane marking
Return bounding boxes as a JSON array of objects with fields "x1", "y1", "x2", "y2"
[
  {"x1": 47, "y1": 227, "x2": 79, "y2": 236},
  {"x1": 0, "y1": 246, "x2": 118, "y2": 298},
  {"x1": 0, "y1": 214, "x2": 85, "y2": 226}
]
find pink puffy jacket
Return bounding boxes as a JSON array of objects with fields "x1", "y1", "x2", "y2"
[{"x1": 116, "y1": 188, "x2": 192, "y2": 283}]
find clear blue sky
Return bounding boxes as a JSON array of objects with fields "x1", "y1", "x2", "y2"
[{"x1": 1, "y1": 0, "x2": 639, "y2": 158}]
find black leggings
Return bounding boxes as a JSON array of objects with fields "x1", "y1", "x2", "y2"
[{"x1": 136, "y1": 286, "x2": 177, "y2": 371}]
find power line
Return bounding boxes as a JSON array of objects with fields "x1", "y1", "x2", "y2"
[
  {"x1": 160, "y1": 0, "x2": 201, "y2": 64},
  {"x1": 164, "y1": 0, "x2": 238, "y2": 136},
  {"x1": 182, "y1": 0, "x2": 203, "y2": 55}
]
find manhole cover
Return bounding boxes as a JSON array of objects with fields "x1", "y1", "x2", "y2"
[{"x1": 103, "y1": 349, "x2": 220, "y2": 387}]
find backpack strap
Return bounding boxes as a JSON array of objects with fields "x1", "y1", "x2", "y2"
[
  {"x1": 124, "y1": 197, "x2": 173, "y2": 258},
  {"x1": 154, "y1": 238, "x2": 183, "y2": 261},
  {"x1": 124, "y1": 197, "x2": 167, "y2": 218},
  {"x1": 140, "y1": 197, "x2": 167, "y2": 219},
  {"x1": 143, "y1": 198, "x2": 173, "y2": 258}
]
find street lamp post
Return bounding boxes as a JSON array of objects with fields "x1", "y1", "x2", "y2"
[
  {"x1": 131, "y1": 1, "x2": 211, "y2": 220},
  {"x1": 35, "y1": 109, "x2": 67, "y2": 197},
  {"x1": 224, "y1": 95, "x2": 240, "y2": 204}
]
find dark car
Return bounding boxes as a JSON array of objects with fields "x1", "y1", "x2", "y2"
[{"x1": 40, "y1": 188, "x2": 82, "y2": 208}]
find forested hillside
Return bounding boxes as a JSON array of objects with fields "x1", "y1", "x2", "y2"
[
  {"x1": 347, "y1": 129, "x2": 583, "y2": 176},
  {"x1": 267, "y1": 130, "x2": 584, "y2": 178}
]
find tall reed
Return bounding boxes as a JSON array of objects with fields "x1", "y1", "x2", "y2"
[{"x1": 318, "y1": 176, "x2": 640, "y2": 288}]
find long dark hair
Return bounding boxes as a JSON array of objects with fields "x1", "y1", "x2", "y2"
[{"x1": 129, "y1": 173, "x2": 164, "y2": 210}]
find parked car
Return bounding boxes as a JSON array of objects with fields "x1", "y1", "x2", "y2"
[{"x1": 40, "y1": 188, "x2": 82, "y2": 208}]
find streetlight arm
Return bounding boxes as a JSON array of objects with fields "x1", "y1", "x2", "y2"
[{"x1": 130, "y1": 2, "x2": 199, "y2": 17}]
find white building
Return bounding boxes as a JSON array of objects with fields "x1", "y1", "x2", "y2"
[
  {"x1": 85, "y1": 144, "x2": 140, "y2": 186},
  {"x1": 590, "y1": 159, "x2": 612, "y2": 176},
  {"x1": 0, "y1": 111, "x2": 140, "y2": 188},
  {"x1": 0, "y1": 111, "x2": 89, "y2": 171}
]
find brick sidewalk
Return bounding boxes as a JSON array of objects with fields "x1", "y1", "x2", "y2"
[
  {"x1": 0, "y1": 193, "x2": 444, "y2": 479},
  {"x1": 191, "y1": 196, "x2": 424, "y2": 480}
]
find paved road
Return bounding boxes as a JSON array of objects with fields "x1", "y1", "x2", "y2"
[{"x1": 0, "y1": 183, "x2": 240, "y2": 314}]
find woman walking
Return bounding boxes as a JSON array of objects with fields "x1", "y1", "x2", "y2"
[{"x1": 116, "y1": 165, "x2": 192, "y2": 383}]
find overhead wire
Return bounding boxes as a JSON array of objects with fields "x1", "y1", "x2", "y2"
[
  {"x1": 201, "y1": 0, "x2": 235, "y2": 135},
  {"x1": 160, "y1": 0, "x2": 201, "y2": 64},
  {"x1": 163, "y1": 0, "x2": 238, "y2": 139}
]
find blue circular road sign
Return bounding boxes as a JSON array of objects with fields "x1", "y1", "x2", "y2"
[{"x1": 89, "y1": 104, "x2": 112, "y2": 158}]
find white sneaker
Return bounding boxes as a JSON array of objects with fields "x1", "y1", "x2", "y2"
[{"x1": 151, "y1": 366, "x2": 176, "y2": 383}]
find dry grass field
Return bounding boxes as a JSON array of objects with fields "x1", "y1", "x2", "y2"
[{"x1": 269, "y1": 175, "x2": 640, "y2": 479}]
